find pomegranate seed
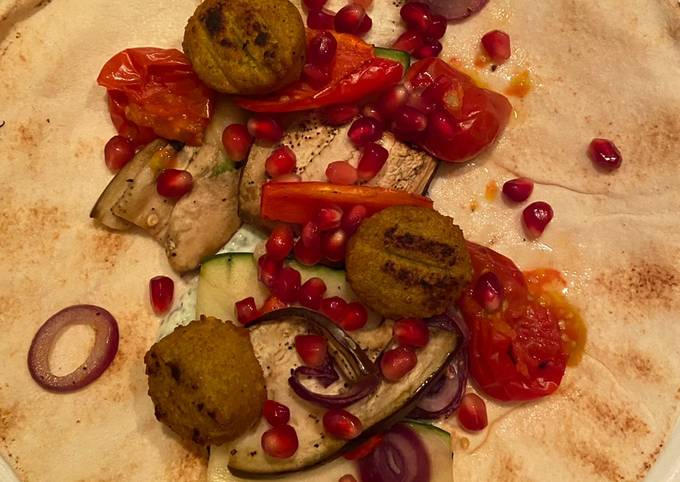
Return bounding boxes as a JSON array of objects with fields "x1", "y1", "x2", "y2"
[
  {"x1": 326, "y1": 161, "x2": 358, "y2": 186},
  {"x1": 235, "y1": 297, "x2": 258, "y2": 325},
  {"x1": 266, "y1": 224, "x2": 294, "y2": 261},
  {"x1": 149, "y1": 275, "x2": 174, "y2": 315},
  {"x1": 323, "y1": 409, "x2": 363, "y2": 440},
  {"x1": 335, "y1": 4, "x2": 366, "y2": 33},
  {"x1": 302, "y1": 221, "x2": 321, "y2": 248},
  {"x1": 377, "y1": 85, "x2": 408, "y2": 119},
  {"x1": 481, "y1": 30, "x2": 511, "y2": 64},
  {"x1": 321, "y1": 296, "x2": 348, "y2": 323},
  {"x1": 362, "y1": 104, "x2": 383, "y2": 123},
  {"x1": 341, "y1": 204, "x2": 368, "y2": 236},
  {"x1": 260, "y1": 295, "x2": 287, "y2": 315},
  {"x1": 265, "y1": 146, "x2": 297, "y2": 178},
  {"x1": 104, "y1": 135, "x2": 135, "y2": 172},
  {"x1": 392, "y1": 30, "x2": 424, "y2": 54},
  {"x1": 426, "y1": 14, "x2": 447, "y2": 39},
  {"x1": 357, "y1": 143, "x2": 388, "y2": 181},
  {"x1": 322, "y1": 104, "x2": 360, "y2": 126},
  {"x1": 295, "y1": 334, "x2": 328, "y2": 368},
  {"x1": 458, "y1": 393, "x2": 488, "y2": 432},
  {"x1": 263, "y1": 400, "x2": 290, "y2": 427},
  {"x1": 400, "y1": 2, "x2": 432, "y2": 32},
  {"x1": 299, "y1": 277, "x2": 327, "y2": 309},
  {"x1": 472, "y1": 272, "x2": 504, "y2": 312},
  {"x1": 522, "y1": 201, "x2": 554, "y2": 238},
  {"x1": 272, "y1": 266, "x2": 301, "y2": 304},
  {"x1": 339, "y1": 475, "x2": 358, "y2": 482},
  {"x1": 392, "y1": 106, "x2": 428, "y2": 133},
  {"x1": 294, "y1": 238, "x2": 323, "y2": 266},
  {"x1": 156, "y1": 169, "x2": 193, "y2": 198},
  {"x1": 317, "y1": 206, "x2": 343, "y2": 230},
  {"x1": 588, "y1": 138, "x2": 622, "y2": 170},
  {"x1": 321, "y1": 228, "x2": 348, "y2": 262},
  {"x1": 502, "y1": 177, "x2": 534, "y2": 202},
  {"x1": 303, "y1": 0, "x2": 327, "y2": 10},
  {"x1": 356, "y1": 14, "x2": 373, "y2": 35},
  {"x1": 413, "y1": 40, "x2": 443, "y2": 59},
  {"x1": 348, "y1": 117, "x2": 384, "y2": 146},
  {"x1": 221, "y1": 123, "x2": 253, "y2": 161},
  {"x1": 308, "y1": 31, "x2": 337, "y2": 67},
  {"x1": 258, "y1": 254, "x2": 282, "y2": 289},
  {"x1": 428, "y1": 109, "x2": 457, "y2": 140},
  {"x1": 261, "y1": 424, "x2": 298, "y2": 458},
  {"x1": 307, "y1": 9, "x2": 335, "y2": 30},
  {"x1": 380, "y1": 346, "x2": 417, "y2": 382},
  {"x1": 248, "y1": 116, "x2": 283, "y2": 144},
  {"x1": 393, "y1": 318, "x2": 429, "y2": 347},
  {"x1": 339, "y1": 302, "x2": 368, "y2": 331},
  {"x1": 303, "y1": 63, "x2": 332, "y2": 89},
  {"x1": 409, "y1": 71, "x2": 434, "y2": 90},
  {"x1": 272, "y1": 173, "x2": 302, "y2": 183}
]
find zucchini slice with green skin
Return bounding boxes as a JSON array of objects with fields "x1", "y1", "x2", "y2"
[{"x1": 375, "y1": 47, "x2": 411, "y2": 75}]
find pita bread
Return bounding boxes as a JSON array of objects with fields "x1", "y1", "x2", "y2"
[{"x1": 1, "y1": 0, "x2": 679, "y2": 481}]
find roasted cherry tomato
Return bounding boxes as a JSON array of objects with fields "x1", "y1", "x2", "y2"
[
  {"x1": 403, "y1": 58, "x2": 512, "y2": 163},
  {"x1": 458, "y1": 242, "x2": 569, "y2": 401},
  {"x1": 97, "y1": 48, "x2": 214, "y2": 146}
]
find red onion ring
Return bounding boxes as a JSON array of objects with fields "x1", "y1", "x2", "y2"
[
  {"x1": 417, "y1": 0, "x2": 489, "y2": 21},
  {"x1": 289, "y1": 372, "x2": 379, "y2": 409},
  {"x1": 27, "y1": 305, "x2": 119, "y2": 392},
  {"x1": 292, "y1": 357, "x2": 339, "y2": 388}
]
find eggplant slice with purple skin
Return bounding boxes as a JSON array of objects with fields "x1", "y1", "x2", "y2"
[{"x1": 225, "y1": 307, "x2": 458, "y2": 478}]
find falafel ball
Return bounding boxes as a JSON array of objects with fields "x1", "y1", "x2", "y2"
[
  {"x1": 183, "y1": 0, "x2": 306, "y2": 95},
  {"x1": 346, "y1": 206, "x2": 473, "y2": 319},
  {"x1": 144, "y1": 316, "x2": 266, "y2": 445}
]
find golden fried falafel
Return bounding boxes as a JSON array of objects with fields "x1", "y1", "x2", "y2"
[
  {"x1": 144, "y1": 316, "x2": 265, "y2": 445},
  {"x1": 183, "y1": 0, "x2": 305, "y2": 95},
  {"x1": 346, "y1": 206, "x2": 472, "y2": 319}
]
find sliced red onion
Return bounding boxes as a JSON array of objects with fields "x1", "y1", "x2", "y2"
[
  {"x1": 358, "y1": 423, "x2": 431, "y2": 482},
  {"x1": 27, "y1": 305, "x2": 119, "y2": 392},
  {"x1": 289, "y1": 373, "x2": 379, "y2": 409},
  {"x1": 419, "y1": 0, "x2": 489, "y2": 21},
  {"x1": 292, "y1": 357, "x2": 339, "y2": 388}
]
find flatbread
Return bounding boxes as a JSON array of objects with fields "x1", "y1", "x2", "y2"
[{"x1": 1, "y1": 0, "x2": 679, "y2": 481}]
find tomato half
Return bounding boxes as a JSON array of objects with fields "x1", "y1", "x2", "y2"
[
  {"x1": 458, "y1": 242, "x2": 569, "y2": 401},
  {"x1": 97, "y1": 48, "x2": 214, "y2": 146}
]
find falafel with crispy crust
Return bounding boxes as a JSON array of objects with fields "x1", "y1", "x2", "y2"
[
  {"x1": 145, "y1": 316, "x2": 265, "y2": 446},
  {"x1": 183, "y1": 0, "x2": 306, "y2": 95},
  {"x1": 346, "y1": 206, "x2": 472, "y2": 319}
]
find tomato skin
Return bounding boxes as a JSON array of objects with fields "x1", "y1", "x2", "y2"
[
  {"x1": 404, "y1": 58, "x2": 512, "y2": 163},
  {"x1": 458, "y1": 242, "x2": 568, "y2": 401},
  {"x1": 97, "y1": 48, "x2": 214, "y2": 146}
]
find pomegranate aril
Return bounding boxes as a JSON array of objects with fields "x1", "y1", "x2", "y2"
[
  {"x1": 481, "y1": 30, "x2": 511, "y2": 64},
  {"x1": 261, "y1": 424, "x2": 298, "y2": 458},
  {"x1": 380, "y1": 346, "x2": 417, "y2": 382},
  {"x1": 301, "y1": 221, "x2": 321, "y2": 248},
  {"x1": 392, "y1": 106, "x2": 428, "y2": 133},
  {"x1": 303, "y1": 0, "x2": 327, "y2": 10},
  {"x1": 356, "y1": 14, "x2": 373, "y2": 35},
  {"x1": 348, "y1": 117, "x2": 384, "y2": 146},
  {"x1": 502, "y1": 177, "x2": 534, "y2": 202},
  {"x1": 272, "y1": 173, "x2": 302, "y2": 183},
  {"x1": 294, "y1": 238, "x2": 323, "y2": 266},
  {"x1": 323, "y1": 409, "x2": 363, "y2": 440},
  {"x1": 272, "y1": 266, "x2": 301, "y2": 304},
  {"x1": 317, "y1": 206, "x2": 343, "y2": 230},
  {"x1": 321, "y1": 296, "x2": 348, "y2": 323},
  {"x1": 523, "y1": 201, "x2": 554, "y2": 238},
  {"x1": 393, "y1": 318, "x2": 429, "y2": 348},
  {"x1": 322, "y1": 104, "x2": 360, "y2": 126},
  {"x1": 266, "y1": 224, "x2": 294, "y2": 261},
  {"x1": 222, "y1": 123, "x2": 253, "y2": 161},
  {"x1": 326, "y1": 161, "x2": 358, "y2": 186},
  {"x1": 265, "y1": 146, "x2": 297, "y2": 178},
  {"x1": 299, "y1": 277, "x2": 327, "y2": 309},
  {"x1": 458, "y1": 393, "x2": 488, "y2": 432},
  {"x1": 426, "y1": 14, "x2": 447, "y2": 39},
  {"x1": 260, "y1": 295, "x2": 287, "y2": 315},
  {"x1": 341, "y1": 204, "x2": 368, "y2": 236},
  {"x1": 156, "y1": 169, "x2": 193, "y2": 198},
  {"x1": 409, "y1": 71, "x2": 434, "y2": 90},
  {"x1": 235, "y1": 297, "x2": 258, "y2": 325},
  {"x1": 104, "y1": 135, "x2": 135, "y2": 172},
  {"x1": 392, "y1": 30, "x2": 424, "y2": 54},
  {"x1": 335, "y1": 4, "x2": 366, "y2": 33},
  {"x1": 413, "y1": 40, "x2": 443, "y2": 59},
  {"x1": 321, "y1": 228, "x2": 348, "y2": 262},
  {"x1": 303, "y1": 63, "x2": 332, "y2": 89},
  {"x1": 362, "y1": 104, "x2": 383, "y2": 123},
  {"x1": 308, "y1": 31, "x2": 337, "y2": 67},
  {"x1": 149, "y1": 275, "x2": 174, "y2": 315},
  {"x1": 472, "y1": 272, "x2": 503, "y2": 312},
  {"x1": 377, "y1": 85, "x2": 408, "y2": 118},
  {"x1": 248, "y1": 116, "x2": 283, "y2": 144},
  {"x1": 258, "y1": 254, "x2": 283, "y2": 289},
  {"x1": 339, "y1": 302, "x2": 368, "y2": 331},
  {"x1": 588, "y1": 138, "x2": 622, "y2": 170},
  {"x1": 400, "y1": 2, "x2": 432, "y2": 33},
  {"x1": 357, "y1": 142, "x2": 388, "y2": 181},
  {"x1": 295, "y1": 334, "x2": 328, "y2": 368},
  {"x1": 428, "y1": 109, "x2": 457, "y2": 140},
  {"x1": 263, "y1": 399, "x2": 290, "y2": 427},
  {"x1": 307, "y1": 9, "x2": 335, "y2": 30}
]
